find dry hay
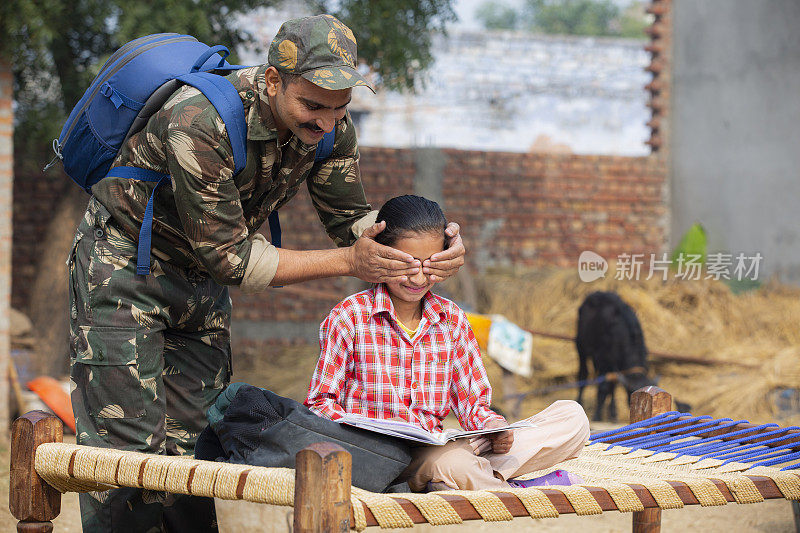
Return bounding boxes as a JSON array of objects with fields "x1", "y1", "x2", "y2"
[
  {"x1": 234, "y1": 268, "x2": 800, "y2": 429},
  {"x1": 474, "y1": 267, "x2": 800, "y2": 425},
  {"x1": 233, "y1": 343, "x2": 321, "y2": 403}
]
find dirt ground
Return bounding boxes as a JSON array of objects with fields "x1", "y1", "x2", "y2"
[{"x1": 214, "y1": 499, "x2": 799, "y2": 532}]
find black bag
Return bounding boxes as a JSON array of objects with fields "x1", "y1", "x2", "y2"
[{"x1": 195, "y1": 383, "x2": 413, "y2": 493}]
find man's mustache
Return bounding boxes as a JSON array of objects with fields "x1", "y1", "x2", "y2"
[{"x1": 300, "y1": 122, "x2": 323, "y2": 132}]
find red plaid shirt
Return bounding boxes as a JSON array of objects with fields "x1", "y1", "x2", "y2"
[{"x1": 305, "y1": 284, "x2": 503, "y2": 433}]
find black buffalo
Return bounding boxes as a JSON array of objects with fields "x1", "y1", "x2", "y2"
[{"x1": 576, "y1": 291, "x2": 654, "y2": 421}]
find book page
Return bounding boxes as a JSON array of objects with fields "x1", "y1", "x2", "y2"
[
  {"x1": 336, "y1": 413, "x2": 448, "y2": 445},
  {"x1": 442, "y1": 420, "x2": 537, "y2": 442},
  {"x1": 337, "y1": 414, "x2": 536, "y2": 445}
]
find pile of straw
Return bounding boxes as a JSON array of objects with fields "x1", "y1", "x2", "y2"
[
  {"x1": 473, "y1": 267, "x2": 800, "y2": 425},
  {"x1": 238, "y1": 268, "x2": 800, "y2": 428}
]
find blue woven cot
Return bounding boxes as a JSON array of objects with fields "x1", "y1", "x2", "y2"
[{"x1": 591, "y1": 411, "x2": 800, "y2": 471}]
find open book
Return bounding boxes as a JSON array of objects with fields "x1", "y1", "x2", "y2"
[{"x1": 337, "y1": 413, "x2": 536, "y2": 445}]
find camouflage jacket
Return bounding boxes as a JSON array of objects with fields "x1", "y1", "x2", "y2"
[{"x1": 91, "y1": 65, "x2": 372, "y2": 285}]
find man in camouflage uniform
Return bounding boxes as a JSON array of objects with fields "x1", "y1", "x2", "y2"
[{"x1": 69, "y1": 14, "x2": 466, "y2": 532}]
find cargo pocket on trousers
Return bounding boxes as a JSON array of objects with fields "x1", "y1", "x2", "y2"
[{"x1": 73, "y1": 326, "x2": 146, "y2": 419}]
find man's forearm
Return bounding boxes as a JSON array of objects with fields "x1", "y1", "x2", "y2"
[
  {"x1": 271, "y1": 246, "x2": 353, "y2": 285},
  {"x1": 239, "y1": 217, "x2": 418, "y2": 293}
]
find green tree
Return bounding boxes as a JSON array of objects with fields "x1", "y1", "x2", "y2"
[
  {"x1": 333, "y1": 0, "x2": 456, "y2": 89},
  {"x1": 0, "y1": 0, "x2": 455, "y2": 161},
  {"x1": 526, "y1": 0, "x2": 619, "y2": 36},
  {"x1": 474, "y1": 0, "x2": 648, "y2": 39},
  {"x1": 617, "y1": 1, "x2": 649, "y2": 39},
  {"x1": 475, "y1": 1, "x2": 521, "y2": 31}
]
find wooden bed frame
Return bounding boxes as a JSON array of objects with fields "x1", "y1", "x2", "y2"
[{"x1": 9, "y1": 386, "x2": 800, "y2": 532}]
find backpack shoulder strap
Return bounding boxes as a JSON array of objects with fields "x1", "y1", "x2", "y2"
[
  {"x1": 314, "y1": 129, "x2": 336, "y2": 163},
  {"x1": 177, "y1": 71, "x2": 247, "y2": 175},
  {"x1": 268, "y1": 128, "x2": 336, "y2": 252},
  {"x1": 265, "y1": 127, "x2": 337, "y2": 272},
  {"x1": 111, "y1": 72, "x2": 249, "y2": 275}
]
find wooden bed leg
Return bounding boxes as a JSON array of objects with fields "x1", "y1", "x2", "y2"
[
  {"x1": 294, "y1": 442, "x2": 352, "y2": 533},
  {"x1": 10, "y1": 411, "x2": 63, "y2": 533},
  {"x1": 630, "y1": 386, "x2": 671, "y2": 533}
]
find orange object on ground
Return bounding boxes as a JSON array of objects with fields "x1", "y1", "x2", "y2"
[
  {"x1": 465, "y1": 312, "x2": 492, "y2": 351},
  {"x1": 27, "y1": 376, "x2": 76, "y2": 433}
]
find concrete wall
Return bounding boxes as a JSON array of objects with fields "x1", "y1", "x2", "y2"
[
  {"x1": 348, "y1": 30, "x2": 651, "y2": 156},
  {"x1": 0, "y1": 61, "x2": 13, "y2": 431},
  {"x1": 671, "y1": 0, "x2": 800, "y2": 283}
]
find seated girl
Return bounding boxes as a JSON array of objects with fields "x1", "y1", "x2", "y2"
[{"x1": 305, "y1": 195, "x2": 590, "y2": 491}]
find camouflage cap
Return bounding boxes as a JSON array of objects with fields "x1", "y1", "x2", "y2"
[{"x1": 268, "y1": 14, "x2": 375, "y2": 93}]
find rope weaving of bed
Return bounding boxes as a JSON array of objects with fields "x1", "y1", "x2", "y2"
[{"x1": 33, "y1": 412, "x2": 800, "y2": 530}]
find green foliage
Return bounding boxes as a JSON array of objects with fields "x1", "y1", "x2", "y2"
[
  {"x1": 2, "y1": 0, "x2": 454, "y2": 160},
  {"x1": 474, "y1": 0, "x2": 648, "y2": 38},
  {"x1": 3, "y1": 0, "x2": 264, "y2": 160},
  {"x1": 725, "y1": 277, "x2": 762, "y2": 295},
  {"x1": 334, "y1": 0, "x2": 456, "y2": 90},
  {"x1": 617, "y1": 2, "x2": 649, "y2": 38},
  {"x1": 671, "y1": 223, "x2": 707, "y2": 265},
  {"x1": 475, "y1": 1, "x2": 522, "y2": 31},
  {"x1": 527, "y1": 0, "x2": 619, "y2": 36}
]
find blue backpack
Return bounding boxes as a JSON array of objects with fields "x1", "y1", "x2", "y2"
[{"x1": 49, "y1": 33, "x2": 335, "y2": 275}]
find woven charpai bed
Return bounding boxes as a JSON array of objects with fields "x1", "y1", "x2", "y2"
[{"x1": 10, "y1": 387, "x2": 800, "y2": 532}]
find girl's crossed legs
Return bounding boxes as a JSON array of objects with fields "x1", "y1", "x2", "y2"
[{"x1": 402, "y1": 400, "x2": 590, "y2": 491}]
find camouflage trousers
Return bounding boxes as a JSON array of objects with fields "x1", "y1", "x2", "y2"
[{"x1": 68, "y1": 198, "x2": 231, "y2": 532}]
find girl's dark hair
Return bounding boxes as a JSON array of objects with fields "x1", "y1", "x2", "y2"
[{"x1": 374, "y1": 195, "x2": 447, "y2": 247}]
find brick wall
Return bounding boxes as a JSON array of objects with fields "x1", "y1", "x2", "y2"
[
  {"x1": 441, "y1": 150, "x2": 667, "y2": 266},
  {"x1": 229, "y1": 148, "x2": 668, "y2": 347},
  {"x1": 644, "y1": 0, "x2": 672, "y2": 155},
  {"x1": 9, "y1": 162, "x2": 76, "y2": 312},
  {"x1": 1, "y1": 60, "x2": 13, "y2": 430},
  {"x1": 11, "y1": 148, "x2": 667, "y2": 350}
]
